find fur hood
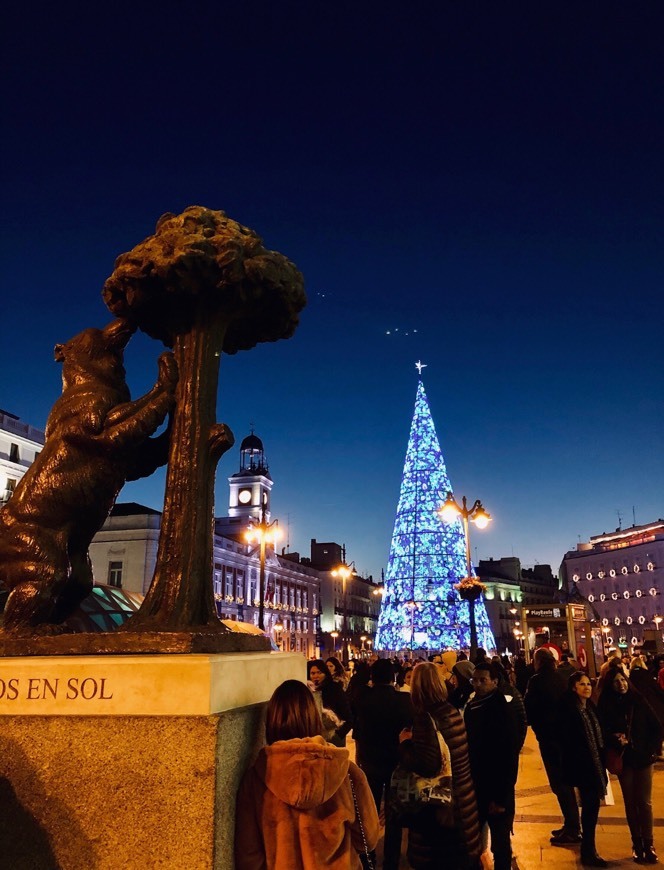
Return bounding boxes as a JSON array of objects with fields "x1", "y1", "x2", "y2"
[
  {"x1": 235, "y1": 737, "x2": 380, "y2": 869},
  {"x1": 253, "y1": 736, "x2": 349, "y2": 809}
]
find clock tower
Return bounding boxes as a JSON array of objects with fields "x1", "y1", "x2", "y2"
[{"x1": 227, "y1": 430, "x2": 273, "y2": 523}]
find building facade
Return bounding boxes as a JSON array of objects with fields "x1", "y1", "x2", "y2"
[
  {"x1": 478, "y1": 558, "x2": 560, "y2": 652},
  {"x1": 307, "y1": 540, "x2": 381, "y2": 659},
  {"x1": 561, "y1": 520, "x2": 664, "y2": 652},
  {"x1": 0, "y1": 410, "x2": 45, "y2": 506}
]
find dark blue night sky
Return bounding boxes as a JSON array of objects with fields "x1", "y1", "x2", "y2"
[{"x1": 2, "y1": 2, "x2": 662, "y2": 579}]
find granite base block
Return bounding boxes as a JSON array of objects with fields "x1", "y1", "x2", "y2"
[{"x1": 0, "y1": 707, "x2": 266, "y2": 869}]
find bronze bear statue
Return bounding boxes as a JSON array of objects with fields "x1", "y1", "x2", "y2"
[{"x1": 0, "y1": 318, "x2": 178, "y2": 633}]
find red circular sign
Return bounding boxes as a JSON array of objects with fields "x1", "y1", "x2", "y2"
[
  {"x1": 577, "y1": 645, "x2": 588, "y2": 669},
  {"x1": 541, "y1": 642, "x2": 562, "y2": 662}
]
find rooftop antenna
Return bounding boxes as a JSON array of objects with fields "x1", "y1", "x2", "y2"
[
  {"x1": 632, "y1": 505, "x2": 637, "y2": 526},
  {"x1": 616, "y1": 509, "x2": 623, "y2": 530}
]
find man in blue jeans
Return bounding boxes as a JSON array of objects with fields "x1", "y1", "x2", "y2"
[{"x1": 465, "y1": 661, "x2": 521, "y2": 870}]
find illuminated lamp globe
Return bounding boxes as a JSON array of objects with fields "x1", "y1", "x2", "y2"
[
  {"x1": 439, "y1": 494, "x2": 460, "y2": 524},
  {"x1": 471, "y1": 507, "x2": 492, "y2": 530}
]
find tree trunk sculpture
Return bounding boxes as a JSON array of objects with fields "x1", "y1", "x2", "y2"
[{"x1": 102, "y1": 207, "x2": 306, "y2": 633}]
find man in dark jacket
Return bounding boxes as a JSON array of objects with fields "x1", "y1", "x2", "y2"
[
  {"x1": 513, "y1": 651, "x2": 531, "y2": 696},
  {"x1": 524, "y1": 647, "x2": 581, "y2": 845},
  {"x1": 464, "y1": 661, "x2": 520, "y2": 870},
  {"x1": 354, "y1": 658, "x2": 413, "y2": 870},
  {"x1": 557, "y1": 653, "x2": 577, "y2": 683}
]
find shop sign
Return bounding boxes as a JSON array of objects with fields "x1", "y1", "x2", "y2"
[{"x1": 525, "y1": 607, "x2": 563, "y2": 619}]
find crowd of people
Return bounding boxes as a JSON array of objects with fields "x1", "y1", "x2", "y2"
[{"x1": 235, "y1": 647, "x2": 664, "y2": 869}]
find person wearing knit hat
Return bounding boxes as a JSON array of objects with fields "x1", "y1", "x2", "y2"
[
  {"x1": 450, "y1": 660, "x2": 475, "y2": 711},
  {"x1": 454, "y1": 660, "x2": 475, "y2": 681}
]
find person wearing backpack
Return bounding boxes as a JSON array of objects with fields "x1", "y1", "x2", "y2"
[{"x1": 396, "y1": 662, "x2": 482, "y2": 869}]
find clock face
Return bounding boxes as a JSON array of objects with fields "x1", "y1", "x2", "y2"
[{"x1": 238, "y1": 488, "x2": 252, "y2": 505}]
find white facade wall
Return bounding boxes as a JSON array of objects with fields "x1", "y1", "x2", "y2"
[
  {"x1": 0, "y1": 411, "x2": 45, "y2": 504},
  {"x1": 88, "y1": 513, "x2": 161, "y2": 595},
  {"x1": 319, "y1": 572, "x2": 381, "y2": 637},
  {"x1": 563, "y1": 522, "x2": 664, "y2": 649}
]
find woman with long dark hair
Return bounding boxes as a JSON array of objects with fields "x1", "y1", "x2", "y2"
[
  {"x1": 396, "y1": 662, "x2": 482, "y2": 869},
  {"x1": 308, "y1": 659, "x2": 352, "y2": 747},
  {"x1": 235, "y1": 679, "x2": 379, "y2": 869},
  {"x1": 558, "y1": 672, "x2": 608, "y2": 867},
  {"x1": 326, "y1": 656, "x2": 350, "y2": 689},
  {"x1": 598, "y1": 669, "x2": 663, "y2": 863}
]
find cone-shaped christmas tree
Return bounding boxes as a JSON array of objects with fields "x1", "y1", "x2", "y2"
[{"x1": 375, "y1": 379, "x2": 496, "y2": 652}]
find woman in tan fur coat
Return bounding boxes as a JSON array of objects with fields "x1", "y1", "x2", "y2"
[{"x1": 235, "y1": 680, "x2": 379, "y2": 869}]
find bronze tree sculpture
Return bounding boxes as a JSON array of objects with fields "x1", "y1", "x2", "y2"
[{"x1": 102, "y1": 207, "x2": 306, "y2": 634}]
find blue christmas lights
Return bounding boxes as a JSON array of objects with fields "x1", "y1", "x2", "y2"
[{"x1": 376, "y1": 381, "x2": 496, "y2": 652}]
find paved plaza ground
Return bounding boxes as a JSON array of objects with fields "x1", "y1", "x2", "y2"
[{"x1": 354, "y1": 727, "x2": 664, "y2": 869}]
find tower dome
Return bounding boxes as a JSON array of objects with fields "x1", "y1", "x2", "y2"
[
  {"x1": 240, "y1": 433, "x2": 264, "y2": 453},
  {"x1": 239, "y1": 430, "x2": 269, "y2": 476}
]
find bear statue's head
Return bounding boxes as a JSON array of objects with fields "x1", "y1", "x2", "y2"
[{"x1": 54, "y1": 319, "x2": 136, "y2": 390}]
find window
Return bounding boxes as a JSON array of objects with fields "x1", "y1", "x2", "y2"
[
  {"x1": 213, "y1": 563, "x2": 222, "y2": 597},
  {"x1": 225, "y1": 567, "x2": 233, "y2": 598},
  {"x1": 9, "y1": 443, "x2": 19, "y2": 462},
  {"x1": 108, "y1": 561, "x2": 123, "y2": 588}
]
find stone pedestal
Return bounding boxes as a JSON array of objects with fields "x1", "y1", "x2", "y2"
[{"x1": 0, "y1": 651, "x2": 304, "y2": 869}]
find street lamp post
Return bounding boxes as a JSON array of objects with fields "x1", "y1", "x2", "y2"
[
  {"x1": 509, "y1": 606, "x2": 519, "y2": 652},
  {"x1": 332, "y1": 562, "x2": 355, "y2": 663},
  {"x1": 246, "y1": 504, "x2": 281, "y2": 631},
  {"x1": 360, "y1": 634, "x2": 367, "y2": 657},
  {"x1": 330, "y1": 630, "x2": 339, "y2": 655},
  {"x1": 439, "y1": 492, "x2": 491, "y2": 662}
]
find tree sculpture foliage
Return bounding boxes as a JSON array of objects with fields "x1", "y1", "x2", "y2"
[{"x1": 102, "y1": 207, "x2": 306, "y2": 632}]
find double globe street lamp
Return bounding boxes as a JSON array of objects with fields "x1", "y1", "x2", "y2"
[
  {"x1": 439, "y1": 492, "x2": 491, "y2": 661},
  {"x1": 332, "y1": 562, "x2": 355, "y2": 663},
  {"x1": 246, "y1": 505, "x2": 281, "y2": 632}
]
